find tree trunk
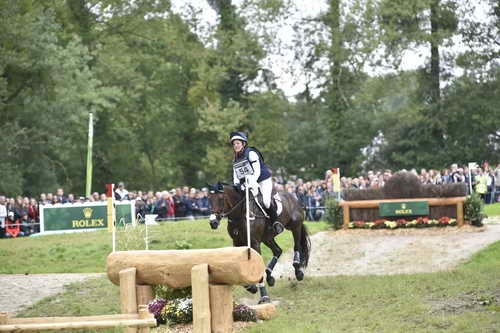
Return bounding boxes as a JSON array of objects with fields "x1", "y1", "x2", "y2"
[{"x1": 430, "y1": 0, "x2": 441, "y2": 106}]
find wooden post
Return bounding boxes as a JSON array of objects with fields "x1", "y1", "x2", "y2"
[
  {"x1": 136, "y1": 285, "x2": 154, "y2": 333},
  {"x1": 138, "y1": 305, "x2": 153, "y2": 333},
  {"x1": 192, "y1": 264, "x2": 211, "y2": 333},
  {"x1": 457, "y1": 201, "x2": 464, "y2": 226},
  {"x1": 342, "y1": 204, "x2": 350, "y2": 229},
  {"x1": 136, "y1": 285, "x2": 154, "y2": 307},
  {"x1": 119, "y1": 267, "x2": 138, "y2": 333},
  {"x1": 0, "y1": 313, "x2": 8, "y2": 325},
  {"x1": 209, "y1": 284, "x2": 233, "y2": 333}
]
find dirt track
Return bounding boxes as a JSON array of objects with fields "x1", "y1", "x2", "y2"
[
  {"x1": 273, "y1": 221, "x2": 500, "y2": 278},
  {"x1": 1, "y1": 220, "x2": 499, "y2": 316}
]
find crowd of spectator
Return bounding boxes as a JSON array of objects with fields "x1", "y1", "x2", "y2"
[
  {"x1": 277, "y1": 163, "x2": 500, "y2": 221},
  {"x1": 1, "y1": 163, "x2": 499, "y2": 238}
]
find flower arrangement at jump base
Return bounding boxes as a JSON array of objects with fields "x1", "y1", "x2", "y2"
[
  {"x1": 148, "y1": 298, "x2": 257, "y2": 326},
  {"x1": 348, "y1": 216, "x2": 457, "y2": 229},
  {"x1": 148, "y1": 297, "x2": 193, "y2": 325}
]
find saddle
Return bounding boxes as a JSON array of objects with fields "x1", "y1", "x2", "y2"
[{"x1": 251, "y1": 189, "x2": 283, "y2": 218}]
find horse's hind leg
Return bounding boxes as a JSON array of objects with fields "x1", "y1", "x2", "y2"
[
  {"x1": 263, "y1": 237, "x2": 282, "y2": 287},
  {"x1": 292, "y1": 226, "x2": 305, "y2": 281}
]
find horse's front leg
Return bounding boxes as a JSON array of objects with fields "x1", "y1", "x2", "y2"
[
  {"x1": 263, "y1": 237, "x2": 282, "y2": 287},
  {"x1": 231, "y1": 227, "x2": 260, "y2": 295},
  {"x1": 250, "y1": 241, "x2": 271, "y2": 304}
]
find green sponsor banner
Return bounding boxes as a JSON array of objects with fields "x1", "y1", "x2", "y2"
[
  {"x1": 40, "y1": 201, "x2": 135, "y2": 233},
  {"x1": 379, "y1": 201, "x2": 429, "y2": 217}
]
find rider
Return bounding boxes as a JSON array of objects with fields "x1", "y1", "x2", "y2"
[{"x1": 230, "y1": 131, "x2": 284, "y2": 234}]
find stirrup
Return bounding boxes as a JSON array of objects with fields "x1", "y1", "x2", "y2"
[{"x1": 273, "y1": 221, "x2": 284, "y2": 234}]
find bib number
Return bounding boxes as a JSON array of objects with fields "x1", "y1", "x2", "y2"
[{"x1": 234, "y1": 160, "x2": 254, "y2": 179}]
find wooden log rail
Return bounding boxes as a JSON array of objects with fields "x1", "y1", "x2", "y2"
[
  {"x1": 339, "y1": 197, "x2": 466, "y2": 229},
  {"x1": 107, "y1": 247, "x2": 266, "y2": 288},
  {"x1": 0, "y1": 308, "x2": 155, "y2": 332}
]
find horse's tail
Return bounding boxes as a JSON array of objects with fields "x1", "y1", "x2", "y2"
[{"x1": 300, "y1": 224, "x2": 311, "y2": 268}]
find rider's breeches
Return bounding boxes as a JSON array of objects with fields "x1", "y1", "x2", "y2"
[{"x1": 259, "y1": 178, "x2": 273, "y2": 209}]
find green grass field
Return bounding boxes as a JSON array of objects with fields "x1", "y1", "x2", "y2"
[
  {"x1": 0, "y1": 220, "x2": 328, "y2": 274},
  {"x1": 3, "y1": 212, "x2": 500, "y2": 332},
  {"x1": 485, "y1": 202, "x2": 500, "y2": 217}
]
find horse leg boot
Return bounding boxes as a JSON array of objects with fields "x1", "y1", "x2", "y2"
[
  {"x1": 267, "y1": 201, "x2": 284, "y2": 234},
  {"x1": 244, "y1": 285, "x2": 258, "y2": 294},
  {"x1": 263, "y1": 238, "x2": 282, "y2": 287},
  {"x1": 257, "y1": 278, "x2": 271, "y2": 304},
  {"x1": 293, "y1": 250, "x2": 304, "y2": 281}
]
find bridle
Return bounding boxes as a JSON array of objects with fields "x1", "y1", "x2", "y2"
[{"x1": 212, "y1": 191, "x2": 245, "y2": 220}]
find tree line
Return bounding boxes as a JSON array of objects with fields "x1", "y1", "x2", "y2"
[{"x1": 1, "y1": 0, "x2": 498, "y2": 196}]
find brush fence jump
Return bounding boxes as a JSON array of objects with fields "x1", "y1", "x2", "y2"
[
  {"x1": 339, "y1": 197, "x2": 466, "y2": 229},
  {"x1": 107, "y1": 247, "x2": 266, "y2": 333}
]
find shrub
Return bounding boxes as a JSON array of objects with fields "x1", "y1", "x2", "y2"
[
  {"x1": 420, "y1": 184, "x2": 442, "y2": 198},
  {"x1": 153, "y1": 285, "x2": 192, "y2": 300},
  {"x1": 441, "y1": 183, "x2": 467, "y2": 197},
  {"x1": 325, "y1": 196, "x2": 343, "y2": 230},
  {"x1": 343, "y1": 188, "x2": 384, "y2": 201},
  {"x1": 464, "y1": 193, "x2": 486, "y2": 227},
  {"x1": 383, "y1": 171, "x2": 422, "y2": 199}
]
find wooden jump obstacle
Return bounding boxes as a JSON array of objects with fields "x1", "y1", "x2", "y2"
[
  {"x1": 107, "y1": 247, "x2": 268, "y2": 333},
  {"x1": 0, "y1": 247, "x2": 269, "y2": 333},
  {"x1": 339, "y1": 197, "x2": 467, "y2": 229}
]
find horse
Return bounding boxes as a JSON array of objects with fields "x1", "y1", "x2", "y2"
[{"x1": 207, "y1": 182, "x2": 311, "y2": 304}]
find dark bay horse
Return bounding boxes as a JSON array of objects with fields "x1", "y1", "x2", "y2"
[{"x1": 207, "y1": 182, "x2": 311, "y2": 304}]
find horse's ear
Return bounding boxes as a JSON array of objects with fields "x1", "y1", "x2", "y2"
[
  {"x1": 217, "y1": 181, "x2": 224, "y2": 193},
  {"x1": 207, "y1": 183, "x2": 215, "y2": 193}
]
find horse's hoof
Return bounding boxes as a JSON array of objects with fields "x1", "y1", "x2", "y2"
[
  {"x1": 245, "y1": 285, "x2": 258, "y2": 294},
  {"x1": 295, "y1": 268, "x2": 304, "y2": 281},
  {"x1": 258, "y1": 296, "x2": 271, "y2": 304},
  {"x1": 266, "y1": 275, "x2": 275, "y2": 287}
]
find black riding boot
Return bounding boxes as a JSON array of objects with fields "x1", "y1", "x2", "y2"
[{"x1": 267, "y1": 202, "x2": 284, "y2": 234}]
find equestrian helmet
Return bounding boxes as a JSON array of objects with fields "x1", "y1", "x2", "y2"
[{"x1": 229, "y1": 131, "x2": 248, "y2": 144}]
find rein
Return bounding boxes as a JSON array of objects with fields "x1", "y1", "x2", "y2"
[
  {"x1": 219, "y1": 195, "x2": 245, "y2": 218},
  {"x1": 222, "y1": 194, "x2": 268, "y2": 219}
]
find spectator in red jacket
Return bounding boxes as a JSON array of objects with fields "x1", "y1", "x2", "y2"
[{"x1": 5, "y1": 211, "x2": 22, "y2": 238}]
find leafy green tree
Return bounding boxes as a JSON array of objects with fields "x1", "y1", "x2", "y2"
[
  {"x1": 207, "y1": 0, "x2": 265, "y2": 107},
  {"x1": 286, "y1": 0, "x2": 379, "y2": 177},
  {"x1": 0, "y1": 0, "x2": 110, "y2": 195},
  {"x1": 377, "y1": 0, "x2": 460, "y2": 167},
  {"x1": 441, "y1": 68, "x2": 500, "y2": 164}
]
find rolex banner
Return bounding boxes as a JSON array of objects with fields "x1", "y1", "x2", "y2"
[
  {"x1": 379, "y1": 201, "x2": 429, "y2": 217},
  {"x1": 40, "y1": 201, "x2": 135, "y2": 234}
]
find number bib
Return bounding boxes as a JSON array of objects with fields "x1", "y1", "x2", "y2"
[{"x1": 233, "y1": 159, "x2": 254, "y2": 179}]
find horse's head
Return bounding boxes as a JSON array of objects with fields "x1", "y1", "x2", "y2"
[{"x1": 207, "y1": 182, "x2": 225, "y2": 229}]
